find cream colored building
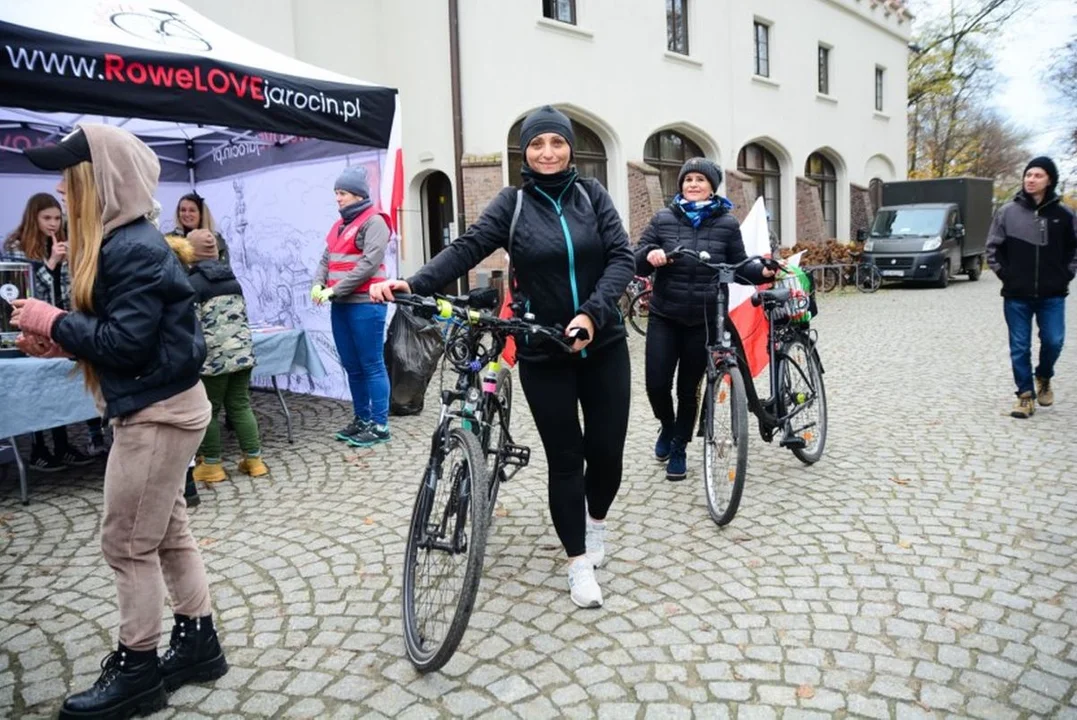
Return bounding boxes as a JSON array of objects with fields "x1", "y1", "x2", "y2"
[{"x1": 183, "y1": 0, "x2": 911, "y2": 275}]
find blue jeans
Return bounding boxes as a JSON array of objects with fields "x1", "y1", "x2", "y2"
[
  {"x1": 331, "y1": 302, "x2": 390, "y2": 425},
  {"x1": 1003, "y1": 297, "x2": 1066, "y2": 396}
]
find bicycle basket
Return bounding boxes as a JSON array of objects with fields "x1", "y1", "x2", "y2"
[{"x1": 774, "y1": 266, "x2": 816, "y2": 324}]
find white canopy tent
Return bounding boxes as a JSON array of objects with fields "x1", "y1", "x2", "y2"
[{"x1": 0, "y1": 0, "x2": 403, "y2": 401}]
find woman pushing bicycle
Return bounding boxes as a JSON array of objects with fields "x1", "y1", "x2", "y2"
[
  {"x1": 371, "y1": 105, "x2": 634, "y2": 609},
  {"x1": 635, "y1": 158, "x2": 775, "y2": 481}
]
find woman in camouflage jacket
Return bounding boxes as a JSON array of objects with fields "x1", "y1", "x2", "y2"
[{"x1": 167, "y1": 235, "x2": 268, "y2": 483}]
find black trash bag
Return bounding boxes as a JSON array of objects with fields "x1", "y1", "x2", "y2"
[{"x1": 384, "y1": 305, "x2": 444, "y2": 416}]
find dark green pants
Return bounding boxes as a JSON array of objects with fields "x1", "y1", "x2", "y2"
[{"x1": 198, "y1": 368, "x2": 261, "y2": 460}]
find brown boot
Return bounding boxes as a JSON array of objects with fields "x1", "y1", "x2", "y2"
[
  {"x1": 1035, "y1": 377, "x2": 1054, "y2": 406},
  {"x1": 1011, "y1": 392, "x2": 1035, "y2": 419},
  {"x1": 192, "y1": 460, "x2": 227, "y2": 483},
  {"x1": 238, "y1": 455, "x2": 269, "y2": 477}
]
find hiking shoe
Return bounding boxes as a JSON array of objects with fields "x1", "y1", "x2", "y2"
[
  {"x1": 29, "y1": 453, "x2": 66, "y2": 473},
  {"x1": 238, "y1": 455, "x2": 269, "y2": 477},
  {"x1": 1036, "y1": 377, "x2": 1054, "y2": 407},
  {"x1": 567, "y1": 558, "x2": 603, "y2": 609},
  {"x1": 59, "y1": 447, "x2": 94, "y2": 467},
  {"x1": 347, "y1": 424, "x2": 390, "y2": 447},
  {"x1": 193, "y1": 460, "x2": 227, "y2": 483},
  {"x1": 585, "y1": 516, "x2": 607, "y2": 568},
  {"x1": 335, "y1": 418, "x2": 370, "y2": 442},
  {"x1": 666, "y1": 438, "x2": 687, "y2": 481},
  {"x1": 1011, "y1": 392, "x2": 1035, "y2": 419},
  {"x1": 654, "y1": 425, "x2": 674, "y2": 461}
]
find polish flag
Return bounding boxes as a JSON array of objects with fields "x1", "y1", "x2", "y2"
[{"x1": 728, "y1": 197, "x2": 775, "y2": 378}]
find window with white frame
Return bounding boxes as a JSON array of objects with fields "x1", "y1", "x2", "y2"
[
  {"x1": 754, "y1": 21, "x2": 771, "y2": 77},
  {"x1": 818, "y1": 45, "x2": 830, "y2": 95},
  {"x1": 667, "y1": 0, "x2": 689, "y2": 55},
  {"x1": 542, "y1": 0, "x2": 575, "y2": 24}
]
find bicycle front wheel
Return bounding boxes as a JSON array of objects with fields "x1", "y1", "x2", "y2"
[
  {"x1": 780, "y1": 338, "x2": 828, "y2": 465},
  {"x1": 628, "y1": 289, "x2": 651, "y2": 336},
  {"x1": 856, "y1": 264, "x2": 882, "y2": 293},
  {"x1": 702, "y1": 367, "x2": 749, "y2": 526},
  {"x1": 486, "y1": 367, "x2": 513, "y2": 511},
  {"x1": 402, "y1": 428, "x2": 490, "y2": 673}
]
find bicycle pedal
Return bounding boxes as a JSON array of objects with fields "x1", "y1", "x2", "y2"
[
  {"x1": 779, "y1": 435, "x2": 807, "y2": 449},
  {"x1": 500, "y1": 443, "x2": 530, "y2": 467}
]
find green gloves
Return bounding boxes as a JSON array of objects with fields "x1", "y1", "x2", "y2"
[{"x1": 311, "y1": 285, "x2": 334, "y2": 304}]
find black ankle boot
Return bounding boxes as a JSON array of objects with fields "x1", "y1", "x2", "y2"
[
  {"x1": 59, "y1": 644, "x2": 166, "y2": 719},
  {"x1": 159, "y1": 614, "x2": 228, "y2": 692},
  {"x1": 184, "y1": 468, "x2": 201, "y2": 508}
]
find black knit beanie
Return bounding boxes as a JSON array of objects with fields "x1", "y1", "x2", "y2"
[
  {"x1": 1024, "y1": 156, "x2": 1059, "y2": 192},
  {"x1": 677, "y1": 157, "x2": 723, "y2": 194},
  {"x1": 519, "y1": 106, "x2": 575, "y2": 154}
]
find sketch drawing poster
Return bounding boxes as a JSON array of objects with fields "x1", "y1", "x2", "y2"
[{"x1": 189, "y1": 152, "x2": 396, "y2": 401}]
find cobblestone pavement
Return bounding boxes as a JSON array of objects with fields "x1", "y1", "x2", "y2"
[{"x1": 2, "y1": 273, "x2": 1076, "y2": 719}]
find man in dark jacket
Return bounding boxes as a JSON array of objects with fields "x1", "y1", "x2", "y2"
[{"x1": 986, "y1": 156, "x2": 1077, "y2": 418}]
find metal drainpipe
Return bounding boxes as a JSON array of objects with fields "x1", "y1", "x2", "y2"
[{"x1": 448, "y1": 0, "x2": 468, "y2": 292}]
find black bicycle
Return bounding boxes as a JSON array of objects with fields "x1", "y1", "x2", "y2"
[
  {"x1": 393, "y1": 290, "x2": 582, "y2": 673},
  {"x1": 667, "y1": 249, "x2": 828, "y2": 526}
]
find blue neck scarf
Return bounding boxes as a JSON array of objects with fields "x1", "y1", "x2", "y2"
[{"x1": 675, "y1": 194, "x2": 732, "y2": 227}]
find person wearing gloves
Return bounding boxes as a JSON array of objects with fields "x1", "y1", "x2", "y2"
[
  {"x1": 12, "y1": 125, "x2": 227, "y2": 719},
  {"x1": 370, "y1": 105, "x2": 635, "y2": 609},
  {"x1": 635, "y1": 158, "x2": 774, "y2": 481},
  {"x1": 312, "y1": 166, "x2": 393, "y2": 446}
]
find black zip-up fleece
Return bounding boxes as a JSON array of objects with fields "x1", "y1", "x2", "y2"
[
  {"x1": 986, "y1": 191, "x2": 1077, "y2": 298},
  {"x1": 408, "y1": 177, "x2": 635, "y2": 362}
]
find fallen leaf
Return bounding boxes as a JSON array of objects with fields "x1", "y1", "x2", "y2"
[
  {"x1": 746, "y1": 558, "x2": 764, "y2": 568},
  {"x1": 898, "y1": 540, "x2": 912, "y2": 549},
  {"x1": 198, "y1": 537, "x2": 217, "y2": 547},
  {"x1": 363, "y1": 516, "x2": 375, "y2": 525},
  {"x1": 494, "y1": 505, "x2": 508, "y2": 518},
  {"x1": 796, "y1": 684, "x2": 816, "y2": 699},
  {"x1": 663, "y1": 603, "x2": 681, "y2": 616},
  {"x1": 890, "y1": 477, "x2": 911, "y2": 485}
]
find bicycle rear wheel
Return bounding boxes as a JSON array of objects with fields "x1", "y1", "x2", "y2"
[
  {"x1": 702, "y1": 367, "x2": 749, "y2": 526},
  {"x1": 628, "y1": 289, "x2": 651, "y2": 336},
  {"x1": 402, "y1": 428, "x2": 490, "y2": 673},
  {"x1": 779, "y1": 338, "x2": 828, "y2": 465},
  {"x1": 814, "y1": 267, "x2": 840, "y2": 293}
]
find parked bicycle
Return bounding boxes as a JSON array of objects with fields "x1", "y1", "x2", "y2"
[
  {"x1": 618, "y1": 274, "x2": 653, "y2": 336},
  {"x1": 392, "y1": 290, "x2": 583, "y2": 673},
  {"x1": 806, "y1": 261, "x2": 881, "y2": 294},
  {"x1": 667, "y1": 249, "x2": 829, "y2": 527}
]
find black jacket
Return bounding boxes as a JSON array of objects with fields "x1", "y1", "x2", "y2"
[
  {"x1": 52, "y1": 218, "x2": 206, "y2": 418},
  {"x1": 187, "y1": 260, "x2": 243, "y2": 302},
  {"x1": 408, "y1": 177, "x2": 635, "y2": 361},
  {"x1": 635, "y1": 203, "x2": 766, "y2": 325},
  {"x1": 986, "y1": 192, "x2": 1077, "y2": 298}
]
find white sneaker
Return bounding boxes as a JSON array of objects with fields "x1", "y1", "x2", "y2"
[
  {"x1": 585, "y1": 516, "x2": 607, "y2": 568},
  {"x1": 568, "y1": 558, "x2": 603, "y2": 608}
]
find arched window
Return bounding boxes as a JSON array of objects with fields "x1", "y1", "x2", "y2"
[
  {"x1": 805, "y1": 152, "x2": 837, "y2": 239},
  {"x1": 643, "y1": 130, "x2": 705, "y2": 204},
  {"x1": 868, "y1": 177, "x2": 884, "y2": 214},
  {"x1": 507, "y1": 115, "x2": 608, "y2": 187},
  {"x1": 738, "y1": 143, "x2": 782, "y2": 239}
]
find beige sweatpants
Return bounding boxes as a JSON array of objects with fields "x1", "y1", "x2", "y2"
[{"x1": 101, "y1": 383, "x2": 213, "y2": 651}]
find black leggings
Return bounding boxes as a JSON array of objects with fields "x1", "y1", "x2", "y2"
[
  {"x1": 644, "y1": 313, "x2": 710, "y2": 443},
  {"x1": 31, "y1": 418, "x2": 104, "y2": 457},
  {"x1": 518, "y1": 339, "x2": 631, "y2": 557}
]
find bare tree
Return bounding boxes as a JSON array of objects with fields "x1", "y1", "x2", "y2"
[{"x1": 906, "y1": 0, "x2": 1027, "y2": 177}]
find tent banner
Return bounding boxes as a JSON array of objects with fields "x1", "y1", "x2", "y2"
[{"x1": 0, "y1": 8, "x2": 396, "y2": 147}]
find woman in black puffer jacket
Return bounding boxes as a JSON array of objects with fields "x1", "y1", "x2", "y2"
[{"x1": 635, "y1": 158, "x2": 773, "y2": 481}]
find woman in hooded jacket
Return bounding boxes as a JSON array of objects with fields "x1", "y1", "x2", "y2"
[
  {"x1": 12, "y1": 125, "x2": 227, "y2": 720},
  {"x1": 371, "y1": 106, "x2": 635, "y2": 610}
]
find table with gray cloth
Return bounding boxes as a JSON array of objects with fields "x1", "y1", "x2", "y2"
[{"x1": 0, "y1": 328, "x2": 325, "y2": 504}]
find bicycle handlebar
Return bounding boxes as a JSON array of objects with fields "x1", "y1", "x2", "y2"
[
  {"x1": 391, "y1": 292, "x2": 587, "y2": 350},
  {"x1": 666, "y1": 247, "x2": 781, "y2": 275}
]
